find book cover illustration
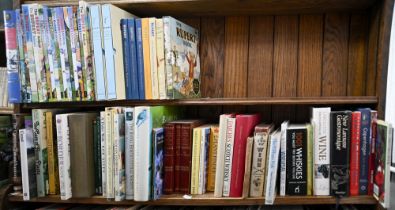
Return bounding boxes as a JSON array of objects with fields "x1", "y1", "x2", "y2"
[
  {"x1": 164, "y1": 17, "x2": 200, "y2": 99},
  {"x1": 16, "y1": 9, "x2": 31, "y2": 103},
  {"x1": 153, "y1": 128, "x2": 164, "y2": 200}
]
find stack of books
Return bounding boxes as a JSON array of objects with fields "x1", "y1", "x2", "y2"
[{"x1": 3, "y1": 3, "x2": 201, "y2": 103}]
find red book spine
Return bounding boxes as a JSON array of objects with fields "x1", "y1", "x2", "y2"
[
  {"x1": 368, "y1": 111, "x2": 377, "y2": 195},
  {"x1": 179, "y1": 124, "x2": 192, "y2": 194},
  {"x1": 163, "y1": 123, "x2": 175, "y2": 194},
  {"x1": 174, "y1": 124, "x2": 182, "y2": 192},
  {"x1": 229, "y1": 114, "x2": 261, "y2": 197},
  {"x1": 350, "y1": 111, "x2": 361, "y2": 196}
]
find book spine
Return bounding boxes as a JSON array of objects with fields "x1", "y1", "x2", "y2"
[
  {"x1": 39, "y1": 110, "x2": 49, "y2": 196},
  {"x1": 90, "y1": 5, "x2": 106, "y2": 100},
  {"x1": 63, "y1": 7, "x2": 76, "y2": 101},
  {"x1": 214, "y1": 115, "x2": 227, "y2": 197},
  {"x1": 191, "y1": 127, "x2": 201, "y2": 195},
  {"x1": 127, "y1": 19, "x2": 139, "y2": 100},
  {"x1": 16, "y1": 9, "x2": 30, "y2": 103},
  {"x1": 11, "y1": 114, "x2": 24, "y2": 193},
  {"x1": 70, "y1": 6, "x2": 83, "y2": 101},
  {"x1": 359, "y1": 108, "x2": 371, "y2": 195},
  {"x1": 242, "y1": 137, "x2": 254, "y2": 198},
  {"x1": 153, "y1": 128, "x2": 165, "y2": 200},
  {"x1": 368, "y1": 111, "x2": 377, "y2": 195},
  {"x1": 149, "y1": 18, "x2": 159, "y2": 99},
  {"x1": 105, "y1": 109, "x2": 114, "y2": 198},
  {"x1": 286, "y1": 128, "x2": 308, "y2": 195},
  {"x1": 279, "y1": 122, "x2": 288, "y2": 196},
  {"x1": 100, "y1": 111, "x2": 106, "y2": 197},
  {"x1": 96, "y1": 116, "x2": 102, "y2": 194},
  {"x1": 198, "y1": 128, "x2": 206, "y2": 194},
  {"x1": 207, "y1": 126, "x2": 219, "y2": 191},
  {"x1": 350, "y1": 112, "x2": 361, "y2": 196},
  {"x1": 56, "y1": 114, "x2": 72, "y2": 200},
  {"x1": 222, "y1": 118, "x2": 235, "y2": 197},
  {"x1": 264, "y1": 133, "x2": 281, "y2": 204},
  {"x1": 4, "y1": 10, "x2": 22, "y2": 103},
  {"x1": 46, "y1": 9, "x2": 59, "y2": 101},
  {"x1": 330, "y1": 111, "x2": 351, "y2": 196},
  {"x1": 19, "y1": 129, "x2": 29, "y2": 200},
  {"x1": 46, "y1": 112, "x2": 59, "y2": 195},
  {"x1": 163, "y1": 123, "x2": 175, "y2": 194},
  {"x1": 179, "y1": 124, "x2": 193, "y2": 194},
  {"x1": 163, "y1": 17, "x2": 173, "y2": 99},
  {"x1": 307, "y1": 125, "x2": 313, "y2": 196},
  {"x1": 51, "y1": 8, "x2": 65, "y2": 101},
  {"x1": 101, "y1": 5, "x2": 116, "y2": 100},
  {"x1": 201, "y1": 128, "x2": 210, "y2": 194},
  {"x1": 250, "y1": 131, "x2": 269, "y2": 197},
  {"x1": 22, "y1": 5, "x2": 39, "y2": 102},
  {"x1": 142, "y1": 18, "x2": 152, "y2": 99},
  {"x1": 39, "y1": 6, "x2": 53, "y2": 102},
  {"x1": 155, "y1": 18, "x2": 167, "y2": 99},
  {"x1": 32, "y1": 110, "x2": 44, "y2": 197},
  {"x1": 121, "y1": 19, "x2": 131, "y2": 99},
  {"x1": 135, "y1": 19, "x2": 145, "y2": 99},
  {"x1": 125, "y1": 108, "x2": 134, "y2": 199},
  {"x1": 174, "y1": 124, "x2": 181, "y2": 192},
  {"x1": 114, "y1": 113, "x2": 125, "y2": 201}
]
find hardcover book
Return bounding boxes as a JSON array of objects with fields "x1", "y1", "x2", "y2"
[
  {"x1": 190, "y1": 126, "x2": 201, "y2": 195},
  {"x1": 11, "y1": 114, "x2": 27, "y2": 193},
  {"x1": 19, "y1": 128, "x2": 37, "y2": 200},
  {"x1": 242, "y1": 137, "x2": 254, "y2": 198},
  {"x1": 124, "y1": 108, "x2": 134, "y2": 199},
  {"x1": 350, "y1": 111, "x2": 361, "y2": 196},
  {"x1": 358, "y1": 108, "x2": 371, "y2": 195},
  {"x1": 265, "y1": 130, "x2": 281, "y2": 204},
  {"x1": 163, "y1": 16, "x2": 200, "y2": 99},
  {"x1": 222, "y1": 116, "x2": 236, "y2": 197},
  {"x1": 330, "y1": 111, "x2": 351, "y2": 197},
  {"x1": 198, "y1": 126, "x2": 210, "y2": 194},
  {"x1": 279, "y1": 121, "x2": 289, "y2": 196},
  {"x1": 207, "y1": 125, "x2": 219, "y2": 192},
  {"x1": 113, "y1": 111, "x2": 125, "y2": 201},
  {"x1": 152, "y1": 128, "x2": 165, "y2": 200},
  {"x1": 46, "y1": 112, "x2": 60, "y2": 195},
  {"x1": 368, "y1": 110, "x2": 378, "y2": 195}
]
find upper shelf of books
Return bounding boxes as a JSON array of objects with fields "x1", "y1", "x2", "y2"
[{"x1": 22, "y1": 0, "x2": 377, "y2": 16}]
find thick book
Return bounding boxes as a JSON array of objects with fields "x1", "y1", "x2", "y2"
[
  {"x1": 350, "y1": 111, "x2": 361, "y2": 196},
  {"x1": 16, "y1": 9, "x2": 31, "y2": 103},
  {"x1": 148, "y1": 18, "x2": 159, "y2": 99},
  {"x1": 46, "y1": 8, "x2": 60, "y2": 101},
  {"x1": 279, "y1": 121, "x2": 289, "y2": 196},
  {"x1": 11, "y1": 114, "x2": 27, "y2": 193},
  {"x1": 3, "y1": 10, "x2": 22, "y2": 103},
  {"x1": 358, "y1": 108, "x2": 371, "y2": 195},
  {"x1": 373, "y1": 120, "x2": 393, "y2": 208},
  {"x1": 93, "y1": 116, "x2": 102, "y2": 194},
  {"x1": 124, "y1": 108, "x2": 134, "y2": 200},
  {"x1": 190, "y1": 127, "x2": 201, "y2": 195},
  {"x1": 163, "y1": 16, "x2": 201, "y2": 99},
  {"x1": 229, "y1": 114, "x2": 261, "y2": 197},
  {"x1": 207, "y1": 125, "x2": 219, "y2": 192},
  {"x1": 242, "y1": 137, "x2": 254, "y2": 198},
  {"x1": 286, "y1": 124, "x2": 308, "y2": 195},
  {"x1": 222, "y1": 116, "x2": 236, "y2": 197},
  {"x1": 46, "y1": 112, "x2": 60, "y2": 195},
  {"x1": 50, "y1": 7, "x2": 65, "y2": 101},
  {"x1": 198, "y1": 126, "x2": 210, "y2": 194},
  {"x1": 121, "y1": 19, "x2": 132, "y2": 99},
  {"x1": 330, "y1": 111, "x2": 351, "y2": 197},
  {"x1": 19, "y1": 128, "x2": 37, "y2": 200},
  {"x1": 311, "y1": 107, "x2": 331, "y2": 196},
  {"x1": 152, "y1": 128, "x2": 165, "y2": 200},
  {"x1": 59, "y1": 7, "x2": 74, "y2": 101},
  {"x1": 368, "y1": 110, "x2": 378, "y2": 195},
  {"x1": 127, "y1": 19, "x2": 139, "y2": 99},
  {"x1": 141, "y1": 18, "x2": 153, "y2": 99},
  {"x1": 264, "y1": 130, "x2": 281, "y2": 205},
  {"x1": 156, "y1": 18, "x2": 166, "y2": 99},
  {"x1": 69, "y1": 6, "x2": 83, "y2": 101},
  {"x1": 68, "y1": 113, "x2": 96, "y2": 198},
  {"x1": 163, "y1": 123, "x2": 175, "y2": 194},
  {"x1": 250, "y1": 123, "x2": 273, "y2": 197},
  {"x1": 135, "y1": 19, "x2": 145, "y2": 99},
  {"x1": 113, "y1": 111, "x2": 125, "y2": 201}
]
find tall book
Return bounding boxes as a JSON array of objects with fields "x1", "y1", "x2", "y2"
[
  {"x1": 229, "y1": 114, "x2": 261, "y2": 197},
  {"x1": 93, "y1": 116, "x2": 102, "y2": 194},
  {"x1": 46, "y1": 112, "x2": 60, "y2": 195},
  {"x1": 163, "y1": 16, "x2": 200, "y2": 99},
  {"x1": 368, "y1": 110, "x2": 378, "y2": 195},
  {"x1": 3, "y1": 10, "x2": 22, "y2": 103},
  {"x1": 19, "y1": 127, "x2": 37, "y2": 200},
  {"x1": 373, "y1": 120, "x2": 393, "y2": 208},
  {"x1": 89, "y1": 4, "x2": 106, "y2": 100},
  {"x1": 330, "y1": 111, "x2": 351, "y2": 196},
  {"x1": 198, "y1": 126, "x2": 210, "y2": 194},
  {"x1": 163, "y1": 122, "x2": 175, "y2": 194},
  {"x1": 100, "y1": 111, "x2": 106, "y2": 197},
  {"x1": 358, "y1": 108, "x2": 371, "y2": 195},
  {"x1": 152, "y1": 128, "x2": 165, "y2": 200},
  {"x1": 306, "y1": 124, "x2": 313, "y2": 196},
  {"x1": 121, "y1": 19, "x2": 132, "y2": 99},
  {"x1": 286, "y1": 124, "x2": 308, "y2": 195},
  {"x1": 113, "y1": 111, "x2": 126, "y2": 201},
  {"x1": 141, "y1": 18, "x2": 152, "y2": 99},
  {"x1": 102, "y1": 4, "x2": 135, "y2": 100},
  {"x1": 124, "y1": 19, "x2": 140, "y2": 99},
  {"x1": 156, "y1": 19, "x2": 166, "y2": 99},
  {"x1": 207, "y1": 125, "x2": 219, "y2": 192},
  {"x1": 11, "y1": 114, "x2": 27, "y2": 193},
  {"x1": 69, "y1": 6, "x2": 83, "y2": 101},
  {"x1": 311, "y1": 107, "x2": 331, "y2": 196},
  {"x1": 46, "y1": 8, "x2": 61, "y2": 101},
  {"x1": 16, "y1": 9, "x2": 31, "y2": 103},
  {"x1": 50, "y1": 7, "x2": 65, "y2": 101},
  {"x1": 264, "y1": 130, "x2": 281, "y2": 205},
  {"x1": 124, "y1": 108, "x2": 134, "y2": 200},
  {"x1": 135, "y1": 19, "x2": 145, "y2": 99},
  {"x1": 222, "y1": 116, "x2": 236, "y2": 197},
  {"x1": 250, "y1": 124, "x2": 273, "y2": 197},
  {"x1": 148, "y1": 18, "x2": 159, "y2": 99},
  {"x1": 190, "y1": 126, "x2": 201, "y2": 195},
  {"x1": 279, "y1": 121, "x2": 289, "y2": 196},
  {"x1": 350, "y1": 111, "x2": 361, "y2": 196}
]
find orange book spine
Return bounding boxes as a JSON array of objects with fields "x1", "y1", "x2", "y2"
[{"x1": 141, "y1": 18, "x2": 152, "y2": 99}]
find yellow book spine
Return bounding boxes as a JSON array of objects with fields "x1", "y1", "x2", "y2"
[
  {"x1": 307, "y1": 124, "x2": 313, "y2": 196},
  {"x1": 191, "y1": 127, "x2": 201, "y2": 194},
  {"x1": 207, "y1": 126, "x2": 219, "y2": 191},
  {"x1": 46, "y1": 111, "x2": 59, "y2": 194},
  {"x1": 142, "y1": 18, "x2": 152, "y2": 99}
]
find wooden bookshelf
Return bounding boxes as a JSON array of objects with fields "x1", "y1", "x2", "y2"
[
  {"x1": 0, "y1": 107, "x2": 14, "y2": 115},
  {"x1": 8, "y1": 194, "x2": 377, "y2": 206},
  {"x1": 21, "y1": 96, "x2": 378, "y2": 108}
]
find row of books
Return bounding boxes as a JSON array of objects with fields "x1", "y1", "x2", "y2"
[
  {"x1": 3, "y1": 2, "x2": 200, "y2": 103},
  {"x1": 0, "y1": 67, "x2": 13, "y2": 108}
]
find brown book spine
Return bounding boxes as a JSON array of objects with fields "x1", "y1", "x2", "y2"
[
  {"x1": 163, "y1": 123, "x2": 175, "y2": 194},
  {"x1": 174, "y1": 124, "x2": 182, "y2": 192},
  {"x1": 179, "y1": 124, "x2": 192, "y2": 194},
  {"x1": 207, "y1": 126, "x2": 219, "y2": 191}
]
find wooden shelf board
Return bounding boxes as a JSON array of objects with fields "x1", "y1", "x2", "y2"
[
  {"x1": 22, "y1": 0, "x2": 376, "y2": 16},
  {"x1": 0, "y1": 107, "x2": 14, "y2": 114},
  {"x1": 21, "y1": 96, "x2": 378, "y2": 109},
  {"x1": 8, "y1": 194, "x2": 377, "y2": 206}
]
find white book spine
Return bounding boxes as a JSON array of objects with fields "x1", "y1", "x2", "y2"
[
  {"x1": 19, "y1": 129, "x2": 30, "y2": 200},
  {"x1": 249, "y1": 131, "x2": 268, "y2": 197},
  {"x1": 214, "y1": 115, "x2": 228, "y2": 197},
  {"x1": 155, "y1": 18, "x2": 166, "y2": 99},
  {"x1": 265, "y1": 132, "x2": 281, "y2": 205},
  {"x1": 198, "y1": 128, "x2": 206, "y2": 194},
  {"x1": 113, "y1": 114, "x2": 120, "y2": 201},
  {"x1": 222, "y1": 117, "x2": 236, "y2": 197},
  {"x1": 113, "y1": 113, "x2": 125, "y2": 201},
  {"x1": 56, "y1": 114, "x2": 72, "y2": 200},
  {"x1": 100, "y1": 111, "x2": 106, "y2": 197},
  {"x1": 125, "y1": 108, "x2": 134, "y2": 200},
  {"x1": 191, "y1": 128, "x2": 201, "y2": 194},
  {"x1": 134, "y1": 107, "x2": 152, "y2": 201},
  {"x1": 279, "y1": 121, "x2": 288, "y2": 196},
  {"x1": 312, "y1": 107, "x2": 331, "y2": 196},
  {"x1": 149, "y1": 18, "x2": 159, "y2": 99},
  {"x1": 105, "y1": 109, "x2": 114, "y2": 198}
]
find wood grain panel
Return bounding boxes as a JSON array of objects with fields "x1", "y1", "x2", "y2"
[
  {"x1": 247, "y1": 16, "x2": 274, "y2": 97},
  {"x1": 347, "y1": 14, "x2": 369, "y2": 96},
  {"x1": 223, "y1": 16, "x2": 249, "y2": 98},
  {"x1": 200, "y1": 17, "x2": 225, "y2": 98},
  {"x1": 179, "y1": 17, "x2": 201, "y2": 30},
  {"x1": 322, "y1": 13, "x2": 350, "y2": 96},
  {"x1": 366, "y1": 6, "x2": 380, "y2": 96}
]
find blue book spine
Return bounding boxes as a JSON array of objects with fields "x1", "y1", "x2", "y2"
[
  {"x1": 4, "y1": 10, "x2": 22, "y2": 103},
  {"x1": 121, "y1": 19, "x2": 131, "y2": 99},
  {"x1": 135, "y1": 19, "x2": 145, "y2": 99},
  {"x1": 359, "y1": 108, "x2": 371, "y2": 195},
  {"x1": 127, "y1": 19, "x2": 139, "y2": 100},
  {"x1": 16, "y1": 9, "x2": 31, "y2": 103},
  {"x1": 101, "y1": 5, "x2": 116, "y2": 100},
  {"x1": 153, "y1": 128, "x2": 164, "y2": 200},
  {"x1": 90, "y1": 5, "x2": 106, "y2": 100}
]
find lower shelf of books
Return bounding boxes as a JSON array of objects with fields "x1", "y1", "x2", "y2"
[{"x1": 8, "y1": 194, "x2": 377, "y2": 206}]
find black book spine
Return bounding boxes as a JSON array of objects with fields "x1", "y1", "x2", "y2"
[
  {"x1": 12, "y1": 114, "x2": 25, "y2": 192},
  {"x1": 286, "y1": 127, "x2": 307, "y2": 195},
  {"x1": 330, "y1": 111, "x2": 351, "y2": 196}
]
